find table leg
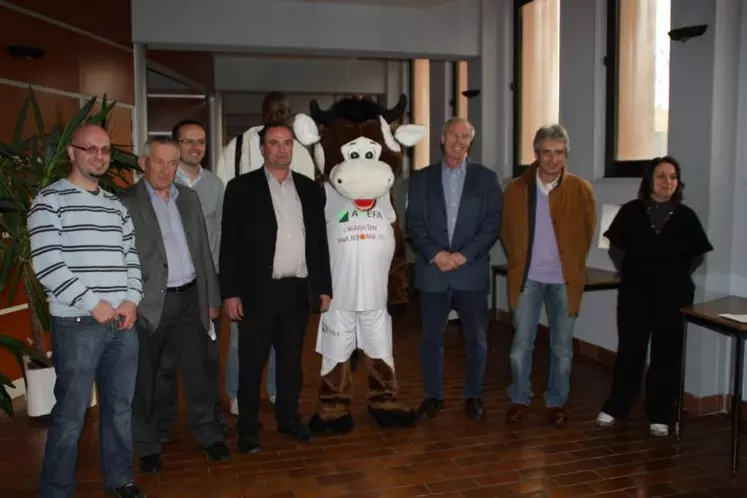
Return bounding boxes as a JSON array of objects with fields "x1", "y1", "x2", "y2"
[
  {"x1": 491, "y1": 271, "x2": 497, "y2": 353},
  {"x1": 676, "y1": 320, "x2": 689, "y2": 440},
  {"x1": 731, "y1": 335, "x2": 744, "y2": 474}
]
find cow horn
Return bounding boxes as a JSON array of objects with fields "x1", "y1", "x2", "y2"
[
  {"x1": 309, "y1": 99, "x2": 333, "y2": 125},
  {"x1": 381, "y1": 94, "x2": 408, "y2": 123}
]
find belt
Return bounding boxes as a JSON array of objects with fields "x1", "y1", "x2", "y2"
[{"x1": 166, "y1": 279, "x2": 196, "y2": 293}]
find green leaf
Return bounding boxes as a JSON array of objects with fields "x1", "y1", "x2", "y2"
[
  {"x1": 11, "y1": 97, "x2": 30, "y2": 147},
  {"x1": 0, "y1": 239, "x2": 18, "y2": 298},
  {"x1": 27, "y1": 87, "x2": 48, "y2": 157}
]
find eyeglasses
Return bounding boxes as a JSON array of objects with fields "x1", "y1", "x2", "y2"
[
  {"x1": 71, "y1": 144, "x2": 112, "y2": 155},
  {"x1": 178, "y1": 139, "x2": 206, "y2": 147}
]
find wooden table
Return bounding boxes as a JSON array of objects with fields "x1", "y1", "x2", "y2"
[
  {"x1": 679, "y1": 296, "x2": 747, "y2": 473},
  {"x1": 490, "y1": 264, "x2": 621, "y2": 318}
]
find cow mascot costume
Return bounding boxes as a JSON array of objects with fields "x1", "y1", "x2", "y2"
[{"x1": 293, "y1": 95, "x2": 425, "y2": 434}]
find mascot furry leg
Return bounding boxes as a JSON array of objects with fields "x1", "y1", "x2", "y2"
[{"x1": 311, "y1": 308, "x2": 416, "y2": 434}]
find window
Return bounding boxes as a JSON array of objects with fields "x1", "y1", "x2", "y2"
[
  {"x1": 605, "y1": 0, "x2": 671, "y2": 177},
  {"x1": 512, "y1": 0, "x2": 561, "y2": 177}
]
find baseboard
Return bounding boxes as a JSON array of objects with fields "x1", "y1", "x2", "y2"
[{"x1": 493, "y1": 309, "x2": 744, "y2": 419}]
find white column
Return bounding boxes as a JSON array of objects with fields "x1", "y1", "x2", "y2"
[
  {"x1": 132, "y1": 43, "x2": 148, "y2": 156},
  {"x1": 207, "y1": 92, "x2": 223, "y2": 171}
]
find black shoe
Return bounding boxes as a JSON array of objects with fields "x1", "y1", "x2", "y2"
[
  {"x1": 416, "y1": 398, "x2": 444, "y2": 419},
  {"x1": 238, "y1": 433, "x2": 260, "y2": 454},
  {"x1": 203, "y1": 441, "x2": 231, "y2": 461},
  {"x1": 108, "y1": 483, "x2": 146, "y2": 498},
  {"x1": 465, "y1": 398, "x2": 486, "y2": 421},
  {"x1": 158, "y1": 432, "x2": 170, "y2": 443},
  {"x1": 278, "y1": 421, "x2": 314, "y2": 443},
  {"x1": 138, "y1": 454, "x2": 161, "y2": 474}
]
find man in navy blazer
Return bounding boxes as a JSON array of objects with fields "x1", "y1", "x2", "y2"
[{"x1": 406, "y1": 117, "x2": 503, "y2": 421}]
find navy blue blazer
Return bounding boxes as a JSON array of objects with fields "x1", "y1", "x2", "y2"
[{"x1": 406, "y1": 160, "x2": 503, "y2": 293}]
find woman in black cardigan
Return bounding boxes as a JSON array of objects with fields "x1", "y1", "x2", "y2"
[{"x1": 596, "y1": 156, "x2": 713, "y2": 436}]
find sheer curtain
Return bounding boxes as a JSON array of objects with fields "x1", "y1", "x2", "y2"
[
  {"x1": 617, "y1": 0, "x2": 659, "y2": 160},
  {"x1": 520, "y1": 0, "x2": 560, "y2": 165}
]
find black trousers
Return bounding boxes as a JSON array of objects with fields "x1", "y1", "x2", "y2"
[
  {"x1": 155, "y1": 315, "x2": 223, "y2": 438},
  {"x1": 132, "y1": 285, "x2": 222, "y2": 456},
  {"x1": 237, "y1": 277, "x2": 310, "y2": 436},
  {"x1": 602, "y1": 288, "x2": 689, "y2": 424}
]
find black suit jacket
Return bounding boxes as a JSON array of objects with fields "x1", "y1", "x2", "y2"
[{"x1": 219, "y1": 168, "x2": 332, "y2": 312}]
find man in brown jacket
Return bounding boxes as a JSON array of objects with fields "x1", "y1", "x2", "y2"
[{"x1": 501, "y1": 124, "x2": 596, "y2": 428}]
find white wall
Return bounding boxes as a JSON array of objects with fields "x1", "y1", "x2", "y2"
[
  {"x1": 131, "y1": 0, "x2": 480, "y2": 59},
  {"x1": 214, "y1": 55, "x2": 390, "y2": 94}
]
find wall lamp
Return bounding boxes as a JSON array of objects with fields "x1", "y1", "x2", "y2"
[{"x1": 7, "y1": 45, "x2": 45, "y2": 60}]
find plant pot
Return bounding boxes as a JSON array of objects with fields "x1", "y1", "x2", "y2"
[{"x1": 23, "y1": 356, "x2": 97, "y2": 418}]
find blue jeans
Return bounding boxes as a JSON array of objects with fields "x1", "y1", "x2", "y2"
[
  {"x1": 509, "y1": 279, "x2": 576, "y2": 408},
  {"x1": 419, "y1": 289, "x2": 489, "y2": 400},
  {"x1": 226, "y1": 322, "x2": 276, "y2": 399},
  {"x1": 39, "y1": 316, "x2": 138, "y2": 498}
]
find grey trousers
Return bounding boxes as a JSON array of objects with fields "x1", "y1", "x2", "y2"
[{"x1": 132, "y1": 285, "x2": 222, "y2": 457}]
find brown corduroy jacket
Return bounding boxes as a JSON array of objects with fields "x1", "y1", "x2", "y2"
[{"x1": 500, "y1": 164, "x2": 596, "y2": 316}]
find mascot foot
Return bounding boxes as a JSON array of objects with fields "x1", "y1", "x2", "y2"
[
  {"x1": 309, "y1": 412, "x2": 355, "y2": 435},
  {"x1": 368, "y1": 405, "x2": 418, "y2": 429}
]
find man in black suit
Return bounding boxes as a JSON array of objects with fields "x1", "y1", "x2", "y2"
[{"x1": 220, "y1": 122, "x2": 332, "y2": 453}]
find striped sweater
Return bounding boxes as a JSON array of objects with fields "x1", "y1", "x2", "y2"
[{"x1": 27, "y1": 178, "x2": 144, "y2": 318}]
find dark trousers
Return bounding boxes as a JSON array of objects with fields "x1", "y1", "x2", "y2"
[
  {"x1": 133, "y1": 285, "x2": 222, "y2": 457},
  {"x1": 237, "y1": 277, "x2": 310, "y2": 436},
  {"x1": 602, "y1": 288, "x2": 688, "y2": 424},
  {"x1": 155, "y1": 315, "x2": 223, "y2": 438},
  {"x1": 419, "y1": 288, "x2": 489, "y2": 401}
]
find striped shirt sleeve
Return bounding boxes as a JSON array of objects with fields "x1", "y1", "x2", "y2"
[
  {"x1": 121, "y1": 208, "x2": 144, "y2": 305},
  {"x1": 27, "y1": 192, "x2": 100, "y2": 312}
]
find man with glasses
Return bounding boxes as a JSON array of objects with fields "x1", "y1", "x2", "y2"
[
  {"x1": 153, "y1": 120, "x2": 229, "y2": 442},
  {"x1": 29, "y1": 124, "x2": 145, "y2": 498}
]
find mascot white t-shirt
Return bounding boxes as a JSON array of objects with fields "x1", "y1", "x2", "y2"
[{"x1": 317, "y1": 183, "x2": 396, "y2": 366}]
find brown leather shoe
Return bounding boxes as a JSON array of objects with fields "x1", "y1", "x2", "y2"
[
  {"x1": 505, "y1": 403, "x2": 528, "y2": 423},
  {"x1": 547, "y1": 406, "x2": 568, "y2": 428}
]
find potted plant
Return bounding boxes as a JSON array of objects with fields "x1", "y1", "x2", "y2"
[
  {"x1": 0, "y1": 87, "x2": 141, "y2": 417},
  {"x1": 0, "y1": 334, "x2": 33, "y2": 417}
]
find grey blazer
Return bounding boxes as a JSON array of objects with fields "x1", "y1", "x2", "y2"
[{"x1": 119, "y1": 180, "x2": 221, "y2": 334}]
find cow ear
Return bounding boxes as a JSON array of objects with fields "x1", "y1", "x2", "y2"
[
  {"x1": 394, "y1": 124, "x2": 427, "y2": 147},
  {"x1": 293, "y1": 113, "x2": 321, "y2": 146}
]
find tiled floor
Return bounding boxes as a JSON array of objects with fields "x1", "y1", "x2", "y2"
[{"x1": 2, "y1": 297, "x2": 746, "y2": 497}]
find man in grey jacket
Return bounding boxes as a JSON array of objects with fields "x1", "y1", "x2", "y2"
[
  {"x1": 119, "y1": 137, "x2": 230, "y2": 474},
  {"x1": 154, "y1": 120, "x2": 229, "y2": 441}
]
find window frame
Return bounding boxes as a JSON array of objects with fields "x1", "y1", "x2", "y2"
[
  {"x1": 511, "y1": 0, "x2": 562, "y2": 179},
  {"x1": 604, "y1": 0, "x2": 669, "y2": 178}
]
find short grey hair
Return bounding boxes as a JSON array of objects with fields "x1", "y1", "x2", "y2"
[
  {"x1": 140, "y1": 137, "x2": 180, "y2": 158},
  {"x1": 532, "y1": 124, "x2": 570, "y2": 154},
  {"x1": 441, "y1": 117, "x2": 475, "y2": 140}
]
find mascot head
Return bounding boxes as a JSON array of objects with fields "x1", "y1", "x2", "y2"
[{"x1": 293, "y1": 95, "x2": 425, "y2": 209}]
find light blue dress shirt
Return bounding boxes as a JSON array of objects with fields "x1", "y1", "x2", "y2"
[
  {"x1": 442, "y1": 158, "x2": 467, "y2": 244},
  {"x1": 145, "y1": 181, "x2": 196, "y2": 287}
]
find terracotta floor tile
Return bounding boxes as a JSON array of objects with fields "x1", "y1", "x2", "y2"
[{"x1": 2, "y1": 297, "x2": 745, "y2": 497}]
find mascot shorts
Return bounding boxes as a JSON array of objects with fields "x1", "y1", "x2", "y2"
[{"x1": 316, "y1": 309, "x2": 392, "y2": 366}]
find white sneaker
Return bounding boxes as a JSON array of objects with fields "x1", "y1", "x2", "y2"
[
  {"x1": 269, "y1": 394, "x2": 276, "y2": 404},
  {"x1": 649, "y1": 423, "x2": 669, "y2": 437},
  {"x1": 596, "y1": 412, "x2": 616, "y2": 427},
  {"x1": 230, "y1": 398, "x2": 239, "y2": 416}
]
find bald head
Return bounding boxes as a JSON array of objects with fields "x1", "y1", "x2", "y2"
[
  {"x1": 67, "y1": 124, "x2": 112, "y2": 187},
  {"x1": 71, "y1": 124, "x2": 109, "y2": 145}
]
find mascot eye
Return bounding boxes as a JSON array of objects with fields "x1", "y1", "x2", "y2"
[
  {"x1": 350, "y1": 151, "x2": 360, "y2": 159},
  {"x1": 365, "y1": 150, "x2": 374, "y2": 159}
]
